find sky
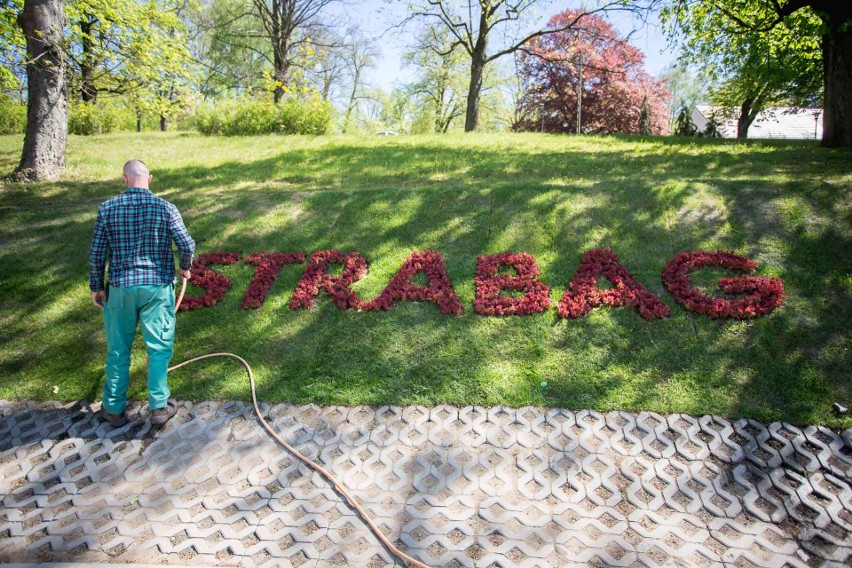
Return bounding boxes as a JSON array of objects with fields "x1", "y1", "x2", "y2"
[{"x1": 328, "y1": 0, "x2": 680, "y2": 92}]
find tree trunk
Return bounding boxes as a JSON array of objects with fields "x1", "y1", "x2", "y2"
[
  {"x1": 464, "y1": 55, "x2": 486, "y2": 132},
  {"x1": 271, "y1": 0, "x2": 286, "y2": 104},
  {"x1": 341, "y1": 65, "x2": 361, "y2": 134},
  {"x1": 160, "y1": 115, "x2": 168, "y2": 132},
  {"x1": 80, "y1": 18, "x2": 97, "y2": 103},
  {"x1": 464, "y1": 13, "x2": 489, "y2": 133},
  {"x1": 14, "y1": 0, "x2": 67, "y2": 182},
  {"x1": 821, "y1": 17, "x2": 852, "y2": 147},
  {"x1": 273, "y1": 59, "x2": 286, "y2": 103},
  {"x1": 136, "y1": 109, "x2": 142, "y2": 132},
  {"x1": 737, "y1": 98, "x2": 757, "y2": 139}
]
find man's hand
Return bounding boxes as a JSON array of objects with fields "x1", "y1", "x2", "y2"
[
  {"x1": 92, "y1": 291, "x2": 105, "y2": 308},
  {"x1": 179, "y1": 269, "x2": 191, "y2": 281}
]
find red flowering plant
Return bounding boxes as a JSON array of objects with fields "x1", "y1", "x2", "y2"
[
  {"x1": 662, "y1": 251, "x2": 785, "y2": 319},
  {"x1": 289, "y1": 250, "x2": 368, "y2": 310},
  {"x1": 179, "y1": 251, "x2": 241, "y2": 311},
  {"x1": 362, "y1": 249, "x2": 462, "y2": 315},
  {"x1": 558, "y1": 248, "x2": 670, "y2": 320},
  {"x1": 474, "y1": 252, "x2": 551, "y2": 316},
  {"x1": 241, "y1": 252, "x2": 306, "y2": 309}
]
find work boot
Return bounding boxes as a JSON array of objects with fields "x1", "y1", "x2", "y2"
[
  {"x1": 151, "y1": 399, "x2": 177, "y2": 426},
  {"x1": 100, "y1": 407, "x2": 128, "y2": 427}
]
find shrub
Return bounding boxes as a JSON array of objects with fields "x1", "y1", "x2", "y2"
[
  {"x1": 0, "y1": 96, "x2": 26, "y2": 135},
  {"x1": 195, "y1": 96, "x2": 332, "y2": 136},
  {"x1": 68, "y1": 100, "x2": 136, "y2": 135}
]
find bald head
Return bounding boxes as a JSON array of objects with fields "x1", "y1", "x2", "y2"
[{"x1": 123, "y1": 159, "x2": 152, "y2": 188}]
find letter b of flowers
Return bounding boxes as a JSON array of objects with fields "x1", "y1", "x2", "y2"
[{"x1": 474, "y1": 252, "x2": 551, "y2": 316}]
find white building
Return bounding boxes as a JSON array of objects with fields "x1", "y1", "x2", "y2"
[{"x1": 691, "y1": 105, "x2": 823, "y2": 140}]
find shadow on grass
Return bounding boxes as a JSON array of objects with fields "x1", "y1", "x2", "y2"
[{"x1": 0, "y1": 136, "x2": 849, "y2": 426}]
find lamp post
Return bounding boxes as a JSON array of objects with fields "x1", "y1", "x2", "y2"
[{"x1": 576, "y1": 53, "x2": 585, "y2": 135}]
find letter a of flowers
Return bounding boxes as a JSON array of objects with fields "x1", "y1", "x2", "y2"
[
  {"x1": 558, "y1": 248, "x2": 669, "y2": 320},
  {"x1": 179, "y1": 251, "x2": 241, "y2": 311},
  {"x1": 662, "y1": 251, "x2": 785, "y2": 319},
  {"x1": 289, "y1": 250, "x2": 368, "y2": 310},
  {"x1": 474, "y1": 252, "x2": 551, "y2": 316},
  {"x1": 362, "y1": 250, "x2": 462, "y2": 314}
]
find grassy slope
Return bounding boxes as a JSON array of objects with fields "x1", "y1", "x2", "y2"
[{"x1": 0, "y1": 132, "x2": 849, "y2": 427}]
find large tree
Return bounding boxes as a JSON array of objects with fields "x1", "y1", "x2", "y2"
[
  {"x1": 188, "y1": 0, "x2": 269, "y2": 97},
  {"x1": 340, "y1": 31, "x2": 378, "y2": 133},
  {"x1": 663, "y1": 0, "x2": 852, "y2": 147},
  {"x1": 64, "y1": 0, "x2": 195, "y2": 105},
  {"x1": 403, "y1": 25, "x2": 468, "y2": 133},
  {"x1": 122, "y1": 3, "x2": 195, "y2": 131},
  {"x1": 516, "y1": 10, "x2": 670, "y2": 135},
  {"x1": 405, "y1": 0, "x2": 640, "y2": 132},
  {"x1": 659, "y1": 62, "x2": 710, "y2": 126},
  {"x1": 251, "y1": 0, "x2": 335, "y2": 102},
  {"x1": 14, "y1": 0, "x2": 67, "y2": 182}
]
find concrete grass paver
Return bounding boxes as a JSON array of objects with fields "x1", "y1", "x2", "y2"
[{"x1": 1, "y1": 400, "x2": 850, "y2": 567}]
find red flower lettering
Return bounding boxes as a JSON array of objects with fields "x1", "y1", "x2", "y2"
[
  {"x1": 362, "y1": 250, "x2": 462, "y2": 314},
  {"x1": 558, "y1": 248, "x2": 669, "y2": 320},
  {"x1": 474, "y1": 252, "x2": 551, "y2": 316},
  {"x1": 179, "y1": 251, "x2": 241, "y2": 311},
  {"x1": 289, "y1": 250, "x2": 368, "y2": 310},
  {"x1": 241, "y1": 252, "x2": 306, "y2": 309},
  {"x1": 662, "y1": 251, "x2": 785, "y2": 319}
]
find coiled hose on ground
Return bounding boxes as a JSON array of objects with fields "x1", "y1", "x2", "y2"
[{"x1": 168, "y1": 276, "x2": 430, "y2": 568}]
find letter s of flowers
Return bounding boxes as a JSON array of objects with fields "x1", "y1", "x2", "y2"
[
  {"x1": 558, "y1": 248, "x2": 669, "y2": 320},
  {"x1": 474, "y1": 252, "x2": 551, "y2": 316},
  {"x1": 179, "y1": 251, "x2": 241, "y2": 312},
  {"x1": 662, "y1": 251, "x2": 785, "y2": 319},
  {"x1": 289, "y1": 250, "x2": 368, "y2": 310}
]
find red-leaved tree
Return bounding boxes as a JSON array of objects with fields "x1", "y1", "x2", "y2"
[{"x1": 516, "y1": 11, "x2": 670, "y2": 135}]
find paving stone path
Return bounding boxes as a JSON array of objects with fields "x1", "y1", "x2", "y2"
[{"x1": 1, "y1": 399, "x2": 851, "y2": 567}]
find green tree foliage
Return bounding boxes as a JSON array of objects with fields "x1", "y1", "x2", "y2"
[
  {"x1": 662, "y1": 1, "x2": 822, "y2": 138},
  {"x1": 189, "y1": 0, "x2": 271, "y2": 97},
  {"x1": 0, "y1": 0, "x2": 25, "y2": 98},
  {"x1": 405, "y1": 0, "x2": 646, "y2": 132},
  {"x1": 661, "y1": 0, "x2": 851, "y2": 146},
  {"x1": 659, "y1": 62, "x2": 709, "y2": 123},
  {"x1": 403, "y1": 25, "x2": 467, "y2": 133},
  {"x1": 673, "y1": 104, "x2": 697, "y2": 136},
  {"x1": 64, "y1": 0, "x2": 196, "y2": 112},
  {"x1": 247, "y1": 0, "x2": 335, "y2": 102}
]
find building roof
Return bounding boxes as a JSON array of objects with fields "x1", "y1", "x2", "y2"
[{"x1": 693, "y1": 105, "x2": 822, "y2": 140}]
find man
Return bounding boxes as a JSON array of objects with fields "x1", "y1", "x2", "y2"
[{"x1": 89, "y1": 160, "x2": 195, "y2": 427}]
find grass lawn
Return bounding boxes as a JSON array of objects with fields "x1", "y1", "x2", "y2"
[{"x1": 0, "y1": 131, "x2": 849, "y2": 427}]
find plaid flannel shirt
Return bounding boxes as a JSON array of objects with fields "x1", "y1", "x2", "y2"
[{"x1": 89, "y1": 187, "x2": 195, "y2": 292}]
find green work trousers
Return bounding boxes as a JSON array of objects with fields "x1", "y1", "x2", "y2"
[{"x1": 103, "y1": 284, "x2": 175, "y2": 414}]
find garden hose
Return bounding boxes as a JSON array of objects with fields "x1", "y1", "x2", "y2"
[{"x1": 168, "y1": 277, "x2": 430, "y2": 568}]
